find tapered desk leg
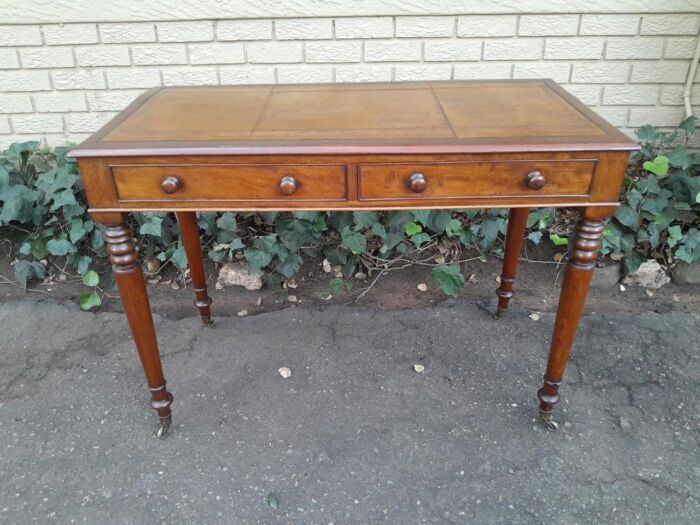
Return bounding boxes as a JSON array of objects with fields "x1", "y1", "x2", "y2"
[
  {"x1": 537, "y1": 207, "x2": 610, "y2": 430},
  {"x1": 496, "y1": 207, "x2": 529, "y2": 317},
  {"x1": 176, "y1": 212, "x2": 213, "y2": 325},
  {"x1": 101, "y1": 214, "x2": 173, "y2": 438}
]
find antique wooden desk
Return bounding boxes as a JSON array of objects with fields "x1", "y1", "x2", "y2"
[{"x1": 70, "y1": 80, "x2": 637, "y2": 437}]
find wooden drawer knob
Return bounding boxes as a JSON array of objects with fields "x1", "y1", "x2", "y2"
[
  {"x1": 161, "y1": 176, "x2": 182, "y2": 194},
  {"x1": 407, "y1": 172, "x2": 427, "y2": 193},
  {"x1": 526, "y1": 171, "x2": 546, "y2": 190},
  {"x1": 278, "y1": 176, "x2": 298, "y2": 195}
]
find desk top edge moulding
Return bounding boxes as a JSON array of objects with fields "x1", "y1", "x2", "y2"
[
  {"x1": 68, "y1": 79, "x2": 639, "y2": 437},
  {"x1": 70, "y1": 79, "x2": 637, "y2": 158}
]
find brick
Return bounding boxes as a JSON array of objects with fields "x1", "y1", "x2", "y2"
[
  {"x1": 12, "y1": 114, "x2": 64, "y2": 133},
  {"x1": 483, "y1": 39, "x2": 543, "y2": 60},
  {"x1": 75, "y1": 45, "x2": 131, "y2": 66},
  {"x1": 513, "y1": 62, "x2": 570, "y2": 83},
  {"x1": 519, "y1": 15, "x2": 578, "y2": 36},
  {"x1": 579, "y1": 15, "x2": 640, "y2": 36},
  {"x1": 571, "y1": 63, "x2": 630, "y2": 84},
  {"x1": 0, "y1": 117, "x2": 10, "y2": 134},
  {"x1": 275, "y1": 18, "x2": 332, "y2": 40},
  {"x1": 0, "y1": 94, "x2": 33, "y2": 113},
  {"x1": 189, "y1": 43, "x2": 245, "y2": 65},
  {"x1": 395, "y1": 17, "x2": 454, "y2": 38},
  {"x1": 305, "y1": 41, "x2": 361, "y2": 63},
  {"x1": 0, "y1": 71, "x2": 51, "y2": 92},
  {"x1": 424, "y1": 40, "x2": 481, "y2": 62},
  {"x1": 217, "y1": 20, "x2": 273, "y2": 41},
  {"x1": 394, "y1": 64, "x2": 452, "y2": 81},
  {"x1": 603, "y1": 85, "x2": 659, "y2": 105},
  {"x1": 43, "y1": 24, "x2": 98, "y2": 45},
  {"x1": 20, "y1": 47, "x2": 74, "y2": 68},
  {"x1": 0, "y1": 49, "x2": 19, "y2": 69},
  {"x1": 457, "y1": 16, "x2": 516, "y2": 37},
  {"x1": 640, "y1": 14, "x2": 700, "y2": 35},
  {"x1": 605, "y1": 38, "x2": 664, "y2": 60},
  {"x1": 335, "y1": 17, "x2": 393, "y2": 39},
  {"x1": 247, "y1": 42, "x2": 302, "y2": 63},
  {"x1": 161, "y1": 68, "x2": 218, "y2": 86},
  {"x1": 659, "y1": 85, "x2": 700, "y2": 106},
  {"x1": 99, "y1": 23, "x2": 156, "y2": 43},
  {"x1": 52, "y1": 70, "x2": 106, "y2": 90},
  {"x1": 219, "y1": 66, "x2": 275, "y2": 84},
  {"x1": 276, "y1": 66, "x2": 333, "y2": 83},
  {"x1": 0, "y1": 135, "x2": 45, "y2": 149},
  {"x1": 665, "y1": 38, "x2": 698, "y2": 59},
  {"x1": 131, "y1": 44, "x2": 187, "y2": 65},
  {"x1": 630, "y1": 61, "x2": 689, "y2": 84},
  {"x1": 562, "y1": 84, "x2": 602, "y2": 105},
  {"x1": 156, "y1": 21, "x2": 213, "y2": 42},
  {"x1": 87, "y1": 91, "x2": 143, "y2": 111},
  {"x1": 64, "y1": 112, "x2": 116, "y2": 132},
  {"x1": 628, "y1": 106, "x2": 686, "y2": 127},
  {"x1": 33, "y1": 92, "x2": 87, "y2": 112},
  {"x1": 106, "y1": 68, "x2": 161, "y2": 89},
  {"x1": 0, "y1": 26, "x2": 42, "y2": 46},
  {"x1": 593, "y1": 107, "x2": 629, "y2": 127},
  {"x1": 364, "y1": 40, "x2": 421, "y2": 62},
  {"x1": 544, "y1": 38, "x2": 604, "y2": 60},
  {"x1": 453, "y1": 62, "x2": 512, "y2": 80},
  {"x1": 334, "y1": 65, "x2": 393, "y2": 83}
]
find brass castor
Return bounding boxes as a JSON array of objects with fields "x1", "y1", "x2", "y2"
[
  {"x1": 539, "y1": 410, "x2": 559, "y2": 431},
  {"x1": 156, "y1": 414, "x2": 172, "y2": 439}
]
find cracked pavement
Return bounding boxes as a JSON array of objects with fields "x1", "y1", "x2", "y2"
[{"x1": 0, "y1": 298, "x2": 698, "y2": 524}]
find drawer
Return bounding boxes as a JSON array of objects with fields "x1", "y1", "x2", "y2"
[
  {"x1": 111, "y1": 163, "x2": 348, "y2": 202},
  {"x1": 357, "y1": 160, "x2": 595, "y2": 201}
]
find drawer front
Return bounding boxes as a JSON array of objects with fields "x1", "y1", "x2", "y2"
[
  {"x1": 357, "y1": 160, "x2": 595, "y2": 201},
  {"x1": 112, "y1": 163, "x2": 347, "y2": 202}
]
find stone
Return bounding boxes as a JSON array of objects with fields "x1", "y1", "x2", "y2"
[
  {"x1": 216, "y1": 263, "x2": 264, "y2": 291},
  {"x1": 591, "y1": 262, "x2": 621, "y2": 288},
  {"x1": 623, "y1": 260, "x2": 670, "y2": 289},
  {"x1": 672, "y1": 262, "x2": 700, "y2": 284}
]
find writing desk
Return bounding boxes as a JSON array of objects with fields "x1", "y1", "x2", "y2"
[{"x1": 71, "y1": 80, "x2": 637, "y2": 437}]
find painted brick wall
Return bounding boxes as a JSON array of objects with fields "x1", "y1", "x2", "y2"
[{"x1": 0, "y1": 13, "x2": 699, "y2": 148}]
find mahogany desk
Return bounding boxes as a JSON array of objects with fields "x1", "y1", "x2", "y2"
[{"x1": 70, "y1": 80, "x2": 637, "y2": 437}]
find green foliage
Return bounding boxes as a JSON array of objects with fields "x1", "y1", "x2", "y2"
[
  {"x1": 602, "y1": 117, "x2": 700, "y2": 272},
  {"x1": 2, "y1": 119, "x2": 697, "y2": 301}
]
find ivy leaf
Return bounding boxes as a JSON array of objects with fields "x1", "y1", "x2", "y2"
[
  {"x1": 424, "y1": 210, "x2": 452, "y2": 233},
  {"x1": 82, "y1": 269, "x2": 99, "y2": 287},
  {"x1": 244, "y1": 248, "x2": 272, "y2": 273},
  {"x1": 352, "y1": 211, "x2": 378, "y2": 229},
  {"x1": 139, "y1": 216, "x2": 163, "y2": 237},
  {"x1": 170, "y1": 245, "x2": 188, "y2": 269},
  {"x1": 13, "y1": 260, "x2": 46, "y2": 289},
  {"x1": 410, "y1": 232, "x2": 431, "y2": 248},
  {"x1": 527, "y1": 231, "x2": 543, "y2": 244},
  {"x1": 46, "y1": 238, "x2": 76, "y2": 256},
  {"x1": 405, "y1": 222, "x2": 422, "y2": 235},
  {"x1": 371, "y1": 222, "x2": 387, "y2": 240},
  {"x1": 276, "y1": 216, "x2": 316, "y2": 252},
  {"x1": 431, "y1": 264, "x2": 465, "y2": 297},
  {"x1": 445, "y1": 219, "x2": 463, "y2": 238},
  {"x1": 75, "y1": 255, "x2": 92, "y2": 275},
  {"x1": 411, "y1": 210, "x2": 431, "y2": 225},
  {"x1": 341, "y1": 226, "x2": 366, "y2": 254},
  {"x1": 550, "y1": 234, "x2": 568, "y2": 246},
  {"x1": 642, "y1": 156, "x2": 669, "y2": 177},
  {"x1": 69, "y1": 218, "x2": 88, "y2": 243},
  {"x1": 79, "y1": 291, "x2": 102, "y2": 311},
  {"x1": 667, "y1": 146, "x2": 691, "y2": 169},
  {"x1": 49, "y1": 188, "x2": 78, "y2": 211},
  {"x1": 276, "y1": 253, "x2": 302, "y2": 278},
  {"x1": 615, "y1": 204, "x2": 639, "y2": 230},
  {"x1": 678, "y1": 115, "x2": 696, "y2": 135},
  {"x1": 635, "y1": 125, "x2": 660, "y2": 142},
  {"x1": 215, "y1": 212, "x2": 237, "y2": 232},
  {"x1": 323, "y1": 247, "x2": 347, "y2": 266}
]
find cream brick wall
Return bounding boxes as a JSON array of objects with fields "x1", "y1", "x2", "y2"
[{"x1": 0, "y1": 11, "x2": 699, "y2": 148}]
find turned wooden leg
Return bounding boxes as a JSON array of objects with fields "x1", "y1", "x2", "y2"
[
  {"x1": 496, "y1": 207, "x2": 529, "y2": 317},
  {"x1": 537, "y1": 207, "x2": 611, "y2": 430},
  {"x1": 176, "y1": 212, "x2": 213, "y2": 325},
  {"x1": 103, "y1": 215, "x2": 173, "y2": 438}
]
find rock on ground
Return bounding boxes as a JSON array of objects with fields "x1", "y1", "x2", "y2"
[
  {"x1": 216, "y1": 262, "x2": 264, "y2": 290},
  {"x1": 623, "y1": 259, "x2": 671, "y2": 289}
]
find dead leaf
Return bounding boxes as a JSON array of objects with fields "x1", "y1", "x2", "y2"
[
  {"x1": 528, "y1": 312, "x2": 540, "y2": 321},
  {"x1": 417, "y1": 282, "x2": 428, "y2": 292},
  {"x1": 354, "y1": 272, "x2": 367, "y2": 280},
  {"x1": 255, "y1": 296, "x2": 262, "y2": 306},
  {"x1": 495, "y1": 275, "x2": 501, "y2": 284},
  {"x1": 467, "y1": 273, "x2": 477, "y2": 284},
  {"x1": 278, "y1": 367, "x2": 291, "y2": 379},
  {"x1": 619, "y1": 284, "x2": 626, "y2": 292},
  {"x1": 433, "y1": 254, "x2": 446, "y2": 264},
  {"x1": 413, "y1": 364, "x2": 425, "y2": 373},
  {"x1": 285, "y1": 279, "x2": 298, "y2": 289},
  {"x1": 237, "y1": 309, "x2": 248, "y2": 316},
  {"x1": 170, "y1": 280, "x2": 181, "y2": 290},
  {"x1": 287, "y1": 295, "x2": 298, "y2": 303},
  {"x1": 322, "y1": 258, "x2": 332, "y2": 273},
  {"x1": 645, "y1": 289, "x2": 654, "y2": 297},
  {"x1": 609, "y1": 252, "x2": 624, "y2": 261},
  {"x1": 553, "y1": 253, "x2": 565, "y2": 263}
]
